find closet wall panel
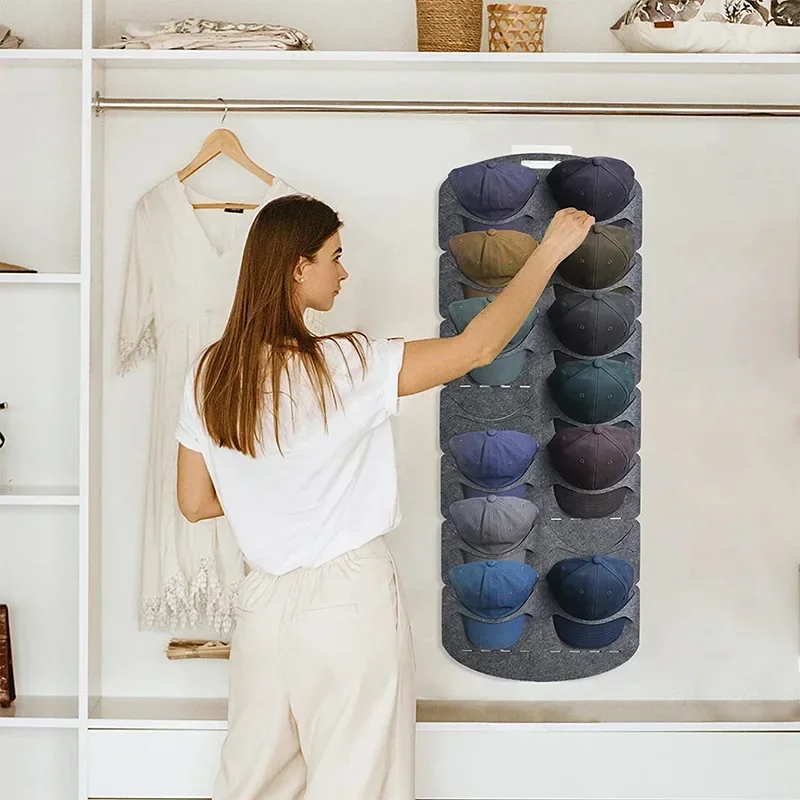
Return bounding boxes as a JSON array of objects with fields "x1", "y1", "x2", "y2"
[{"x1": 96, "y1": 68, "x2": 800, "y2": 703}]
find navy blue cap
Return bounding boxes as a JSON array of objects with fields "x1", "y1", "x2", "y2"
[
  {"x1": 449, "y1": 559, "x2": 538, "y2": 649},
  {"x1": 547, "y1": 554, "x2": 634, "y2": 619},
  {"x1": 449, "y1": 160, "x2": 538, "y2": 222},
  {"x1": 552, "y1": 615, "x2": 627, "y2": 649},
  {"x1": 546, "y1": 156, "x2": 635, "y2": 222},
  {"x1": 449, "y1": 430, "x2": 538, "y2": 489}
]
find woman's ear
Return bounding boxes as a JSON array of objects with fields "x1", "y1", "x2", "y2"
[{"x1": 293, "y1": 258, "x2": 308, "y2": 285}]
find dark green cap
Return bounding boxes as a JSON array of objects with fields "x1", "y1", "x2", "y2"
[
  {"x1": 547, "y1": 358, "x2": 635, "y2": 424},
  {"x1": 557, "y1": 223, "x2": 635, "y2": 290}
]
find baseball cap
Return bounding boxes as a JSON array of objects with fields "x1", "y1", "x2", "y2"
[
  {"x1": 547, "y1": 424, "x2": 636, "y2": 490},
  {"x1": 546, "y1": 156, "x2": 635, "y2": 221},
  {"x1": 557, "y1": 223, "x2": 635, "y2": 290},
  {"x1": 449, "y1": 160, "x2": 538, "y2": 222},
  {"x1": 553, "y1": 485, "x2": 631, "y2": 519},
  {"x1": 547, "y1": 358, "x2": 636, "y2": 424},
  {"x1": 449, "y1": 559, "x2": 538, "y2": 649},
  {"x1": 547, "y1": 555, "x2": 634, "y2": 648},
  {"x1": 449, "y1": 430, "x2": 538, "y2": 489},
  {"x1": 448, "y1": 297, "x2": 538, "y2": 384},
  {"x1": 449, "y1": 229, "x2": 538, "y2": 289},
  {"x1": 449, "y1": 495, "x2": 539, "y2": 557},
  {"x1": 547, "y1": 290, "x2": 636, "y2": 356}
]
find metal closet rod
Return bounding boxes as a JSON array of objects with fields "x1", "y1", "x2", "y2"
[{"x1": 93, "y1": 95, "x2": 800, "y2": 118}]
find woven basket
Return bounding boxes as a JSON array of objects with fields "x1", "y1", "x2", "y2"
[
  {"x1": 416, "y1": 0, "x2": 483, "y2": 52},
  {"x1": 487, "y1": 4, "x2": 547, "y2": 52}
]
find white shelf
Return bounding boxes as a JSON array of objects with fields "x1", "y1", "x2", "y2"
[
  {"x1": 0, "y1": 696, "x2": 79, "y2": 728},
  {"x1": 90, "y1": 49, "x2": 800, "y2": 71},
  {"x1": 89, "y1": 697, "x2": 228, "y2": 730},
  {"x1": 0, "y1": 273, "x2": 81, "y2": 285},
  {"x1": 84, "y1": 697, "x2": 800, "y2": 732},
  {"x1": 0, "y1": 50, "x2": 81, "y2": 66},
  {"x1": 0, "y1": 486, "x2": 80, "y2": 506}
]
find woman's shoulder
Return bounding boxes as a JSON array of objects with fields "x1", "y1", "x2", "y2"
[{"x1": 319, "y1": 334, "x2": 402, "y2": 374}]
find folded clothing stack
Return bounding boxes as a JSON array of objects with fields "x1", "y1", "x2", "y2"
[
  {"x1": 104, "y1": 17, "x2": 314, "y2": 51},
  {"x1": 0, "y1": 25, "x2": 23, "y2": 49}
]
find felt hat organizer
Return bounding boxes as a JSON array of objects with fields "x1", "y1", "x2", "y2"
[{"x1": 437, "y1": 152, "x2": 643, "y2": 680}]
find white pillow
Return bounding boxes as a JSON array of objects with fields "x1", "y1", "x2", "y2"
[{"x1": 611, "y1": 0, "x2": 800, "y2": 53}]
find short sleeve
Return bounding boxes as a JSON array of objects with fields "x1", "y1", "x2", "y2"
[
  {"x1": 175, "y1": 365, "x2": 206, "y2": 453},
  {"x1": 369, "y1": 337, "x2": 405, "y2": 417}
]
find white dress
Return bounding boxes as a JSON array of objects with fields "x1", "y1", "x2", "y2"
[{"x1": 118, "y1": 173, "x2": 301, "y2": 633}]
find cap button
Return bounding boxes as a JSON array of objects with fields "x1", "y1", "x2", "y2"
[
  {"x1": 592, "y1": 360, "x2": 602, "y2": 368},
  {"x1": 592, "y1": 291, "x2": 603, "y2": 300},
  {"x1": 486, "y1": 494, "x2": 497, "y2": 503},
  {"x1": 486, "y1": 429, "x2": 497, "y2": 436},
  {"x1": 592, "y1": 224, "x2": 601, "y2": 233},
  {"x1": 592, "y1": 425, "x2": 603, "y2": 434},
  {"x1": 592, "y1": 158, "x2": 602, "y2": 166},
  {"x1": 487, "y1": 560, "x2": 497, "y2": 567},
  {"x1": 486, "y1": 161, "x2": 498, "y2": 169},
  {"x1": 486, "y1": 228, "x2": 497, "y2": 237},
  {"x1": 592, "y1": 555, "x2": 602, "y2": 564}
]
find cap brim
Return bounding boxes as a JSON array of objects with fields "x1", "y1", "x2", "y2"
[
  {"x1": 469, "y1": 352, "x2": 527, "y2": 385},
  {"x1": 463, "y1": 613, "x2": 527, "y2": 649},
  {"x1": 553, "y1": 485, "x2": 629, "y2": 519},
  {"x1": 552, "y1": 615, "x2": 625, "y2": 649},
  {"x1": 462, "y1": 216, "x2": 531, "y2": 234},
  {"x1": 463, "y1": 483, "x2": 528, "y2": 500},
  {"x1": 462, "y1": 548, "x2": 528, "y2": 564}
]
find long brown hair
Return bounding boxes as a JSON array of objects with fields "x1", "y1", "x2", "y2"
[{"x1": 196, "y1": 195, "x2": 367, "y2": 457}]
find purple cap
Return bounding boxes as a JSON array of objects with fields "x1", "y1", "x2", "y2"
[
  {"x1": 449, "y1": 430, "x2": 538, "y2": 489},
  {"x1": 449, "y1": 160, "x2": 538, "y2": 222},
  {"x1": 547, "y1": 424, "x2": 637, "y2": 490}
]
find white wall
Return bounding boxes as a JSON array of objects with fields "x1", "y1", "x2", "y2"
[
  {"x1": 1, "y1": 0, "x2": 81, "y2": 48},
  {"x1": 0, "y1": 730, "x2": 77, "y2": 799},
  {"x1": 97, "y1": 64, "x2": 800, "y2": 703}
]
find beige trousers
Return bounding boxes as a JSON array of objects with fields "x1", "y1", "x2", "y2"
[{"x1": 214, "y1": 536, "x2": 416, "y2": 800}]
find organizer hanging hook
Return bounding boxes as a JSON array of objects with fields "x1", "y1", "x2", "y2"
[{"x1": 218, "y1": 97, "x2": 229, "y2": 127}]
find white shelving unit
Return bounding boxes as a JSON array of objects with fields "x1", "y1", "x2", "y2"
[{"x1": 2, "y1": 1, "x2": 800, "y2": 798}]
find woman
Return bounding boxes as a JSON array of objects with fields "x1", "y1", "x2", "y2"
[{"x1": 176, "y1": 195, "x2": 593, "y2": 800}]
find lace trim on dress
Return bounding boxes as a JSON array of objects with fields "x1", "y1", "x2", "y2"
[
  {"x1": 118, "y1": 324, "x2": 157, "y2": 375},
  {"x1": 140, "y1": 558, "x2": 241, "y2": 635}
]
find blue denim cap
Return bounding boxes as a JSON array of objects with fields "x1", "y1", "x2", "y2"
[
  {"x1": 449, "y1": 430, "x2": 538, "y2": 489},
  {"x1": 448, "y1": 297, "x2": 538, "y2": 385},
  {"x1": 449, "y1": 560, "x2": 538, "y2": 649},
  {"x1": 449, "y1": 160, "x2": 538, "y2": 222}
]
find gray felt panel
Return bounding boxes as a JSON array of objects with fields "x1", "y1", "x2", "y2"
[{"x1": 438, "y1": 153, "x2": 643, "y2": 681}]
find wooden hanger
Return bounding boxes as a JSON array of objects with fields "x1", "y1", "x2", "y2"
[{"x1": 178, "y1": 100, "x2": 275, "y2": 211}]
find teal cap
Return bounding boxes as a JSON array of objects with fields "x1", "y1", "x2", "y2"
[
  {"x1": 547, "y1": 357, "x2": 635, "y2": 423},
  {"x1": 447, "y1": 297, "x2": 537, "y2": 385}
]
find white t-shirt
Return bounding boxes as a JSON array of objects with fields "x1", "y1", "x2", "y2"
[{"x1": 175, "y1": 336, "x2": 405, "y2": 575}]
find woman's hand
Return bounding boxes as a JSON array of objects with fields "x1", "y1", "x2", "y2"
[{"x1": 539, "y1": 207, "x2": 595, "y2": 263}]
